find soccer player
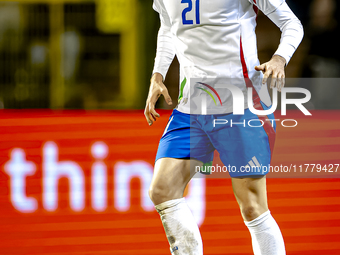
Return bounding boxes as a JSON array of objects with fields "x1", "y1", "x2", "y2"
[{"x1": 145, "y1": 0, "x2": 303, "y2": 254}]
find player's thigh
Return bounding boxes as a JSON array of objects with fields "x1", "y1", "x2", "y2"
[
  {"x1": 149, "y1": 157, "x2": 202, "y2": 205},
  {"x1": 231, "y1": 176, "x2": 268, "y2": 221}
]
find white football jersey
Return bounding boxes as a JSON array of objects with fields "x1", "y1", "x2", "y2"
[{"x1": 152, "y1": 0, "x2": 303, "y2": 114}]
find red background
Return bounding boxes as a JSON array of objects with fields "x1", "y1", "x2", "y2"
[{"x1": 0, "y1": 110, "x2": 340, "y2": 255}]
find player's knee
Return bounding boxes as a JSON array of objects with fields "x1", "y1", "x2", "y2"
[
  {"x1": 241, "y1": 205, "x2": 261, "y2": 221},
  {"x1": 148, "y1": 186, "x2": 156, "y2": 204},
  {"x1": 149, "y1": 183, "x2": 181, "y2": 205},
  {"x1": 149, "y1": 185, "x2": 167, "y2": 205}
]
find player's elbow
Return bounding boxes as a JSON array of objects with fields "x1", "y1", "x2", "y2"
[{"x1": 282, "y1": 18, "x2": 304, "y2": 46}]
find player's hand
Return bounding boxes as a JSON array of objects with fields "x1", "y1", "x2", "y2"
[
  {"x1": 144, "y1": 73, "x2": 173, "y2": 126},
  {"x1": 255, "y1": 55, "x2": 286, "y2": 92}
]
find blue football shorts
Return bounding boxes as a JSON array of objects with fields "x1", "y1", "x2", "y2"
[{"x1": 155, "y1": 102, "x2": 276, "y2": 178}]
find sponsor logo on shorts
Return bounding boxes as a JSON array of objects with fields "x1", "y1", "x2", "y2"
[{"x1": 245, "y1": 156, "x2": 261, "y2": 170}]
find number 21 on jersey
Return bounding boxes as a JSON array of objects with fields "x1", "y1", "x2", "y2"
[{"x1": 181, "y1": 0, "x2": 200, "y2": 25}]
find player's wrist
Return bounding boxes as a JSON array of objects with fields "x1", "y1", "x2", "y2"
[
  {"x1": 151, "y1": 72, "x2": 164, "y2": 83},
  {"x1": 272, "y1": 55, "x2": 286, "y2": 66}
]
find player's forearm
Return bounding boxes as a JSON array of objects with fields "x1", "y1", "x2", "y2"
[
  {"x1": 267, "y1": 2, "x2": 304, "y2": 65},
  {"x1": 152, "y1": 24, "x2": 176, "y2": 81}
]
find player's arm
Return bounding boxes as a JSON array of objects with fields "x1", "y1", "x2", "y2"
[
  {"x1": 252, "y1": 0, "x2": 304, "y2": 91},
  {"x1": 145, "y1": 2, "x2": 175, "y2": 126}
]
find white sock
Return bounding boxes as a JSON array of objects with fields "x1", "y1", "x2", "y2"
[
  {"x1": 245, "y1": 210, "x2": 286, "y2": 255},
  {"x1": 155, "y1": 198, "x2": 203, "y2": 255}
]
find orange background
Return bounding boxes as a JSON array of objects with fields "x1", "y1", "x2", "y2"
[{"x1": 0, "y1": 110, "x2": 340, "y2": 255}]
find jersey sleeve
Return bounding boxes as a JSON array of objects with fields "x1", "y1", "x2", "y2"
[
  {"x1": 152, "y1": 1, "x2": 176, "y2": 81},
  {"x1": 248, "y1": 0, "x2": 285, "y2": 15},
  {"x1": 266, "y1": 2, "x2": 304, "y2": 65},
  {"x1": 249, "y1": 0, "x2": 304, "y2": 65}
]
